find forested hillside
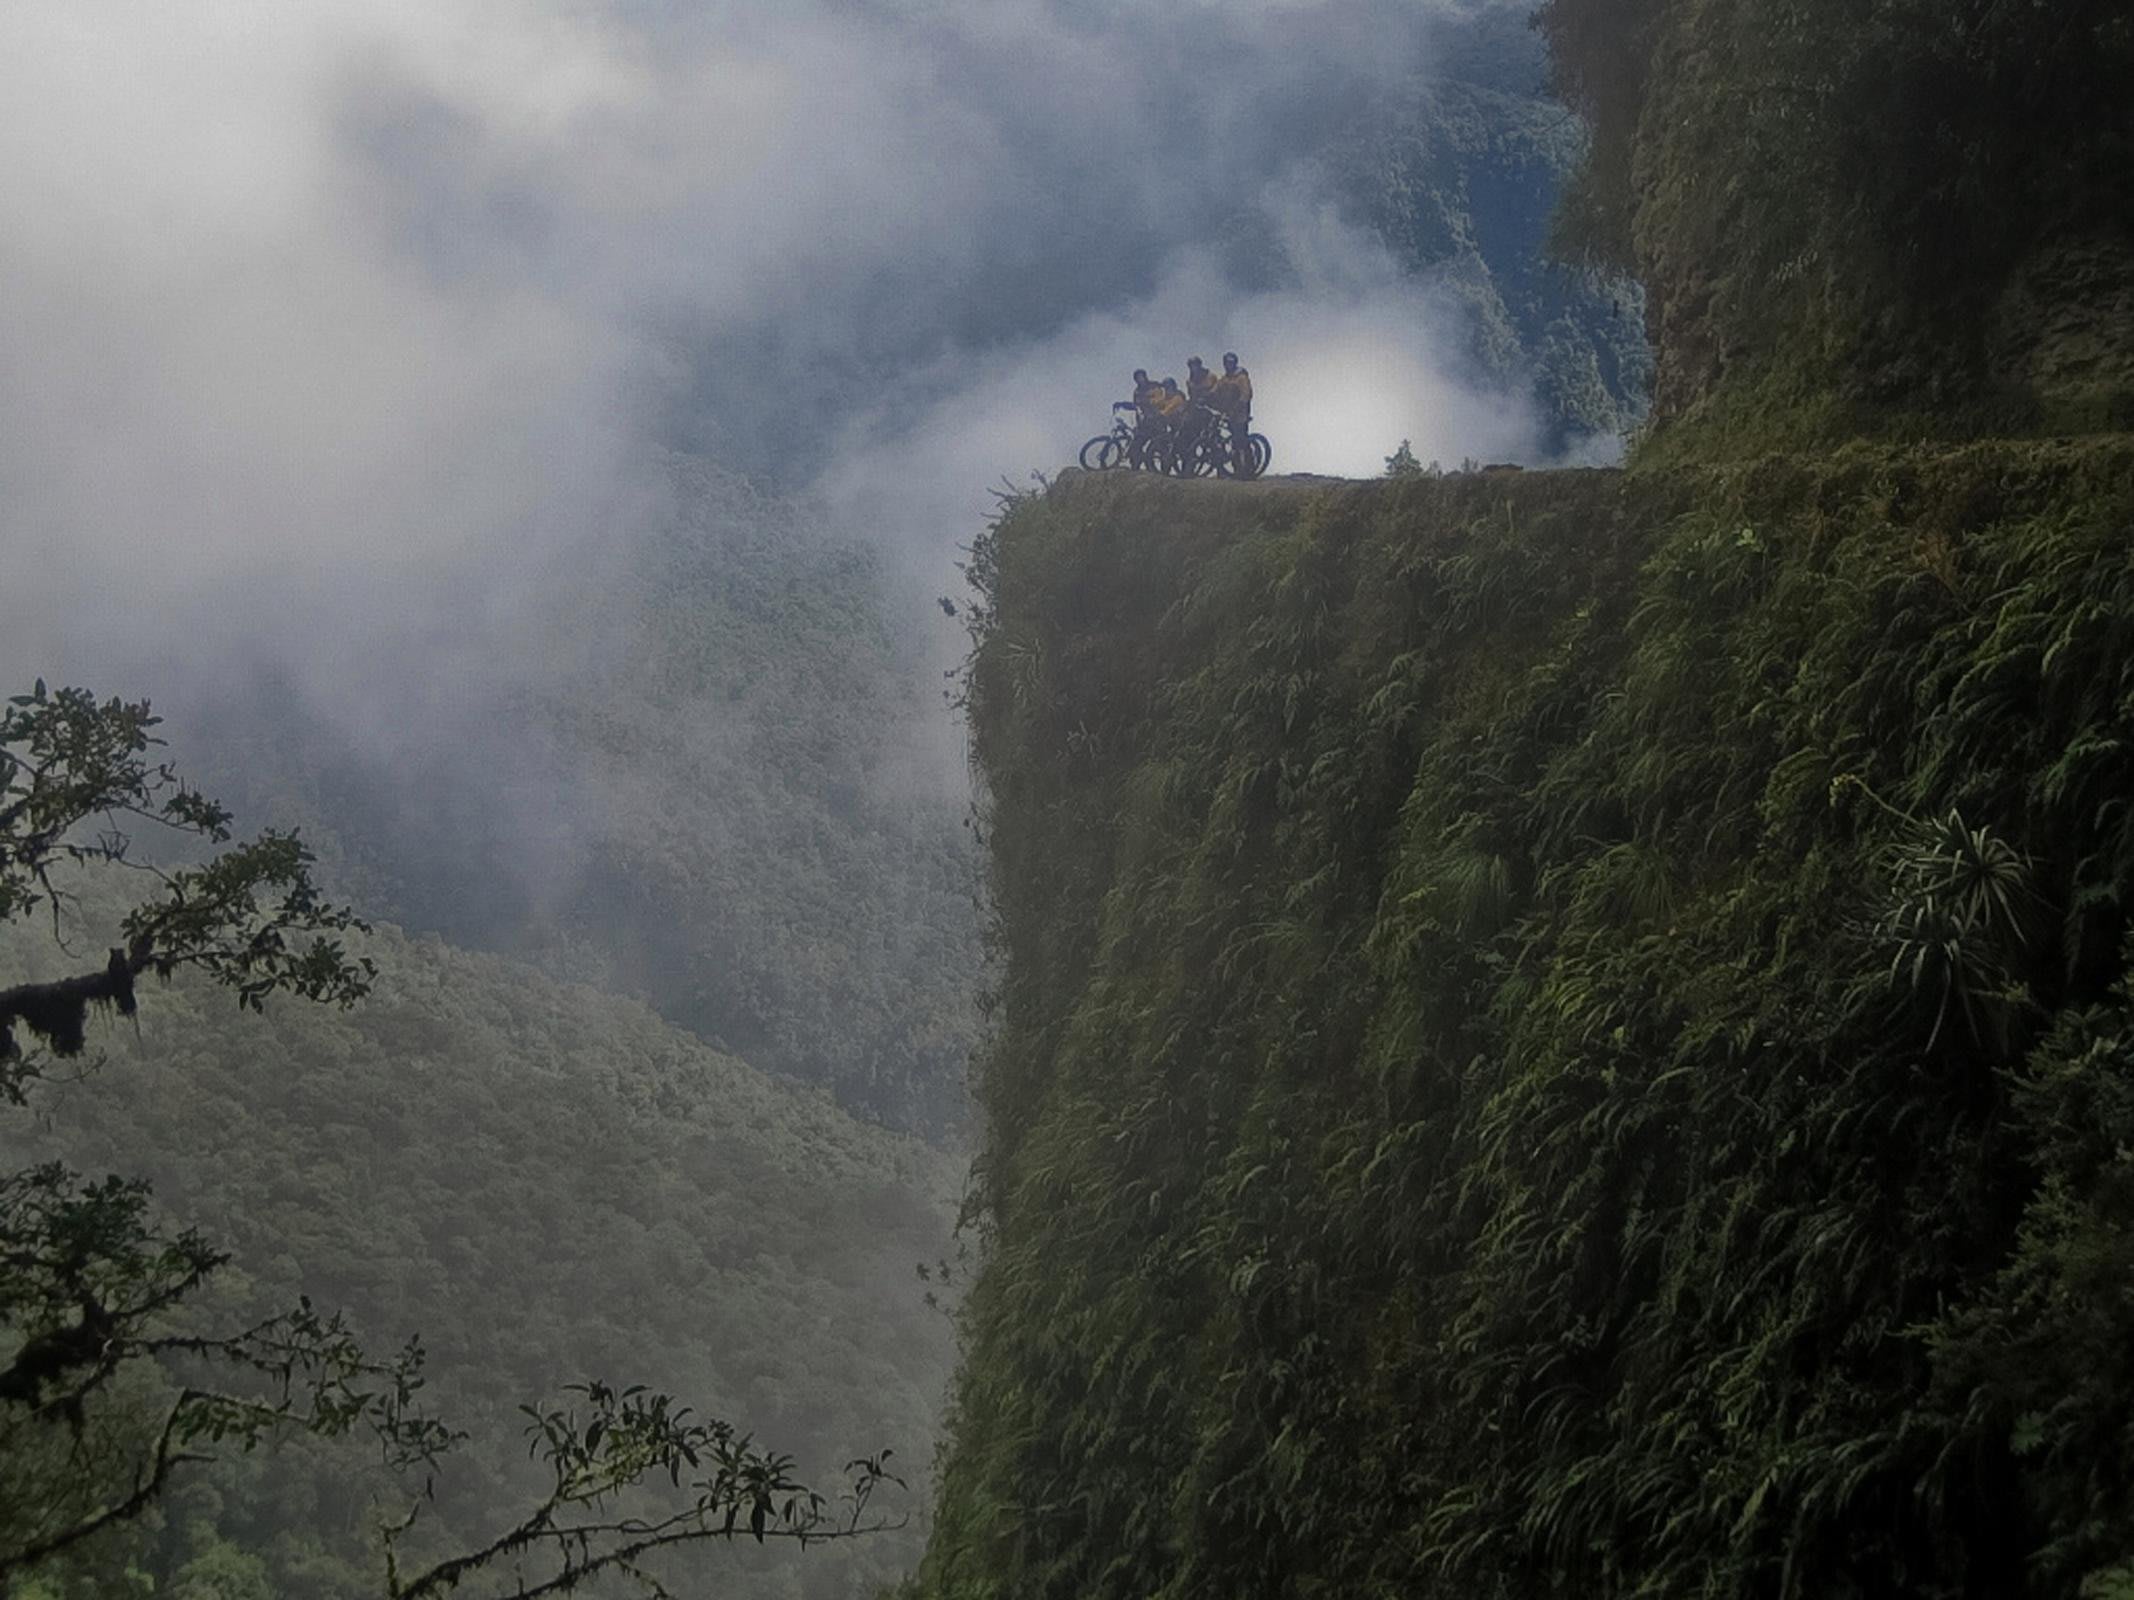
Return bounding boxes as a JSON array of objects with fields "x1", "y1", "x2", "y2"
[
  {"x1": 190, "y1": 460, "x2": 981, "y2": 1135},
  {"x1": 1, "y1": 879, "x2": 958, "y2": 1599},
  {"x1": 1323, "y1": 3, "x2": 1649, "y2": 450}
]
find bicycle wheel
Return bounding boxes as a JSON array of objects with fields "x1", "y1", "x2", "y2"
[
  {"x1": 1079, "y1": 434, "x2": 1120, "y2": 471},
  {"x1": 1245, "y1": 434, "x2": 1272, "y2": 479}
]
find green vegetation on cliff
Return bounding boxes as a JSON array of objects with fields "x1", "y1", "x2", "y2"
[
  {"x1": 913, "y1": 438, "x2": 2134, "y2": 1597},
  {"x1": 1536, "y1": 0, "x2": 2133, "y2": 450}
]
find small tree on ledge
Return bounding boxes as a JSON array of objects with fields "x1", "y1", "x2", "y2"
[{"x1": 1384, "y1": 440, "x2": 1433, "y2": 479}]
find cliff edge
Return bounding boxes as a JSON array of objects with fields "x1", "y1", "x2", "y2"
[{"x1": 913, "y1": 438, "x2": 2134, "y2": 1597}]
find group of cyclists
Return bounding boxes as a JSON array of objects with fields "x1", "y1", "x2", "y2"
[{"x1": 1082, "y1": 351, "x2": 1269, "y2": 479}]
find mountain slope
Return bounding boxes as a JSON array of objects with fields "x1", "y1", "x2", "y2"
[
  {"x1": 192, "y1": 458, "x2": 981, "y2": 1136},
  {"x1": 2, "y1": 884, "x2": 960, "y2": 1599},
  {"x1": 1326, "y1": 4, "x2": 1649, "y2": 450}
]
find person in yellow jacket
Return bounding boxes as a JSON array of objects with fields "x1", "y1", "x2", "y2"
[
  {"x1": 1116, "y1": 367, "x2": 1160, "y2": 438},
  {"x1": 1139, "y1": 378, "x2": 1188, "y2": 468},
  {"x1": 1186, "y1": 355, "x2": 1216, "y2": 407},
  {"x1": 1214, "y1": 351, "x2": 1253, "y2": 425},
  {"x1": 1180, "y1": 357, "x2": 1221, "y2": 455},
  {"x1": 1213, "y1": 352, "x2": 1254, "y2": 473}
]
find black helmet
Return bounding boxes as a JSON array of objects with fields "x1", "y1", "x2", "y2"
[
  {"x1": 1187, "y1": 355, "x2": 1205, "y2": 369},
  {"x1": 1223, "y1": 351, "x2": 1239, "y2": 366},
  {"x1": 1132, "y1": 368, "x2": 1149, "y2": 383}
]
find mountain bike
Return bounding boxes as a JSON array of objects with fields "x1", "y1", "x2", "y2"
[
  {"x1": 1182, "y1": 412, "x2": 1271, "y2": 480},
  {"x1": 1080, "y1": 405, "x2": 1150, "y2": 470},
  {"x1": 1079, "y1": 403, "x2": 1267, "y2": 478},
  {"x1": 1165, "y1": 406, "x2": 1228, "y2": 478}
]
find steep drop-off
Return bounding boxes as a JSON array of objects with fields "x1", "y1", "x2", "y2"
[{"x1": 912, "y1": 438, "x2": 2134, "y2": 1598}]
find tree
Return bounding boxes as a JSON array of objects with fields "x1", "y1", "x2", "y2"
[
  {"x1": 1382, "y1": 440, "x2": 1432, "y2": 479},
  {"x1": 0, "y1": 683, "x2": 897, "y2": 1594}
]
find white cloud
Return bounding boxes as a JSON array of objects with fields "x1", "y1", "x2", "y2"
[
  {"x1": 820, "y1": 199, "x2": 1541, "y2": 581},
  {"x1": 0, "y1": 0, "x2": 1563, "y2": 748}
]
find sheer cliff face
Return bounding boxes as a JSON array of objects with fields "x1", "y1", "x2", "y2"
[
  {"x1": 918, "y1": 443, "x2": 2134, "y2": 1600},
  {"x1": 1539, "y1": 0, "x2": 2134, "y2": 440}
]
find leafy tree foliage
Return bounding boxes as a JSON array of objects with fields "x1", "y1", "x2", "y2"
[
  {"x1": 910, "y1": 437, "x2": 2134, "y2": 1598},
  {"x1": 1382, "y1": 442, "x2": 1429, "y2": 480},
  {"x1": 0, "y1": 686, "x2": 936, "y2": 1595},
  {"x1": 0, "y1": 685, "x2": 371, "y2": 1092}
]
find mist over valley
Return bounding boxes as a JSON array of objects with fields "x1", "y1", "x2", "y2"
[{"x1": 0, "y1": 2, "x2": 1660, "y2": 1594}]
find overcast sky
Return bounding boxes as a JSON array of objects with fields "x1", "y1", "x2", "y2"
[{"x1": 0, "y1": 0, "x2": 1552, "y2": 750}]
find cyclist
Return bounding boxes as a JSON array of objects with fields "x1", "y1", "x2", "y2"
[
  {"x1": 1176, "y1": 356, "x2": 1223, "y2": 461},
  {"x1": 1114, "y1": 368, "x2": 1159, "y2": 422},
  {"x1": 1214, "y1": 352, "x2": 1252, "y2": 425},
  {"x1": 1214, "y1": 352, "x2": 1254, "y2": 472},
  {"x1": 1151, "y1": 377, "x2": 1188, "y2": 428},
  {"x1": 1111, "y1": 369, "x2": 1164, "y2": 465},
  {"x1": 1141, "y1": 378, "x2": 1188, "y2": 468},
  {"x1": 1186, "y1": 356, "x2": 1216, "y2": 407}
]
